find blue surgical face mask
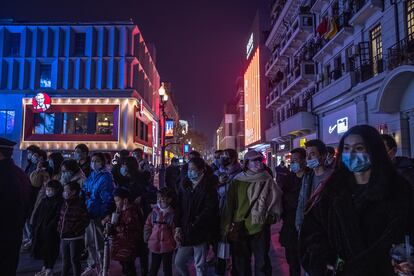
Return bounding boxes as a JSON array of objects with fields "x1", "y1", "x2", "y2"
[
  {"x1": 306, "y1": 159, "x2": 320, "y2": 169},
  {"x1": 187, "y1": 170, "x2": 200, "y2": 183},
  {"x1": 290, "y1": 162, "x2": 301, "y2": 173},
  {"x1": 120, "y1": 166, "x2": 128, "y2": 177},
  {"x1": 342, "y1": 152, "x2": 371, "y2": 173}
]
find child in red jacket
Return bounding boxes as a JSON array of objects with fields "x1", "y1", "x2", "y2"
[
  {"x1": 110, "y1": 187, "x2": 141, "y2": 276},
  {"x1": 144, "y1": 187, "x2": 176, "y2": 276}
]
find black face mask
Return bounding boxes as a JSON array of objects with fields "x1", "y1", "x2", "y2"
[{"x1": 220, "y1": 157, "x2": 231, "y2": 166}]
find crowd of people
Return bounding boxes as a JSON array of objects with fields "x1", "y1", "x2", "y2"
[{"x1": 0, "y1": 124, "x2": 414, "y2": 276}]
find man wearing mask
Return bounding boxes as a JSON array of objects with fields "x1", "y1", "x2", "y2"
[
  {"x1": 74, "y1": 144, "x2": 91, "y2": 178},
  {"x1": 25, "y1": 145, "x2": 40, "y2": 176},
  {"x1": 279, "y1": 148, "x2": 308, "y2": 276},
  {"x1": 211, "y1": 150, "x2": 223, "y2": 175},
  {"x1": 175, "y1": 157, "x2": 219, "y2": 276},
  {"x1": 166, "y1": 157, "x2": 181, "y2": 195},
  {"x1": 381, "y1": 134, "x2": 414, "y2": 191},
  {"x1": 111, "y1": 150, "x2": 130, "y2": 187},
  {"x1": 0, "y1": 138, "x2": 31, "y2": 275},
  {"x1": 295, "y1": 139, "x2": 333, "y2": 231}
]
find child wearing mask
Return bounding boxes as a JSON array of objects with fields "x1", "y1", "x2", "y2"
[
  {"x1": 108, "y1": 187, "x2": 141, "y2": 276},
  {"x1": 58, "y1": 181, "x2": 90, "y2": 276},
  {"x1": 144, "y1": 187, "x2": 176, "y2": 276},
  {"x1": 31, "y1": 180, "x2": 63, "y2": 276}
]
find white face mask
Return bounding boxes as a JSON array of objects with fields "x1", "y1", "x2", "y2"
[
  {"x1": 46, "y1": 190, "x2": 55, "y2": 198},
  {"x1": 91, "y1": 162, "x2": 102, "y2": 171},
  {"x1": 60, "y1": 172, "x2": 72, "y2": 184},
  {"x1": 62, "y1": 191, "x2": 71, "y2": 200}
]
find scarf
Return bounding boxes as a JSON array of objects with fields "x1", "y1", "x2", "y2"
[{"x1": 234, "y1": 170, "x2": 283, "y2": 224}]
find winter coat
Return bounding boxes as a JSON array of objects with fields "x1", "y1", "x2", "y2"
[
  {"x1": 393, "y1": 156, "x2": 414, "y2": 192},
  {"x1": 25, "y1": 160, "x2": 37, "y2": 177},
  {"x1": 110, "y1": 205, "x2": 141, "y2": 262},
  {"x1": 176, "y1": 173, "x2": 219, "y2": 246},
  {"x1": 58, "y1": 197, "x2": 90, "y2": 239},
  {"x1": 123, "y1": 175, "x2": 157, "y2": 219},
  {"x1": 165, "y1": 165, "x2": 181, "y2": 195},
  {"x1": 31, "y1": 195, "x2": 63, "y2": 261},
  {"x1": 79, "y1": 158, "x2": 91, "y2": 178},
  {"x1": 82, "y1": 168, "x2": 114, "y2": 219},
  {"x1": 0, "y1": 159, "x2": 31, "y2": 275},
  {"x1": 299, "y1": 170, "x2": 414, "y2": 276},
  {"x1": 30, "y1": 168, "x2": 50, "y2": 188},
  {"x1": 30, "y1": 186, "x2": 45, "y2": 225},
  {"x1": 279, "y1": 171, "x2": 304, "y2": 248},
  {"x1": 144, "y1": 205, "x2": 176, "y2": 254},
  {"x1": 217, "y1": 163, "x2": 242, "y2": 214}
]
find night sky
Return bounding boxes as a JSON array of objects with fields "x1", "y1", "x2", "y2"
[{"x1": 2, "y1": 0, "x2": 259, "y2": 143}]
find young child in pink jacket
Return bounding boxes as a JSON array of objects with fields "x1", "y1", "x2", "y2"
[{"x1": 144, "y1": 187, "x2": 176, "y2": 276}]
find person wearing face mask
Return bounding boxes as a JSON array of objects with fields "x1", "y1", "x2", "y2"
[
  {"x1": 279, "y1": 148, "x2": 308, "y2": 276},
  {"x1": 25, "y1": 144, "x2": 40, "y2": 176},
  {"x1": 108, "y1": 187, "x2": 141, "y2": 276},
  {"x1": 111, "y1": 150, "x2": 130, "y2": 187},
  {"x1": 299, "y1": 125, "x2": 414, "y2": 276},
  {"x1": 381, "y1": 134, "x2": 414, "y2": 192},
  {"x1": 174, "y1": 157, "x2": 219, "y2": 276},
  {"x1": 74, "y1": 144, "x2": 91, "y2": 178},
  {"x1": 81, "y1": 152, "x2": 114, "y2": 275},
  {"x1": 60, "y1": 159, "x2": 86, "y2": 187},
  {"x1": 295, "y1": 139, "x2": 333, "y2": 231},
  {"x1": 144, "y1": 187, "x2": 176, "y2": 276},
  {"x1": 48, "y1": 152, "x2": 64, "y2": 181},
  {"x1": 58, "y1": 181, "x2": 89, "y2": 276},
  {"x1": 211, "y1": 150, "x2": 224, "y2": 175},
  {"x1": 221, "y1": 150, "x2": 283, "y2": 276},
  {"x1": 31, "y1": 180, "x2": 63, "y2": 276}
]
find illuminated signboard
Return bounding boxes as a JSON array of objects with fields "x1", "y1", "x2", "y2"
[
  {"x1": 184, "y1": 144, "x2": 190, "y2": 153},
  {"x1": 323, "y1": 105, "x2": 357, "y2": 144},
  {"x1": 246, "y1": 33, "x2": 254, "y2": 59},
  {"x1": 165, "y1": 119, "x2": 174, "y2": 138},
  {"x1": 32, "y1": 92, "x2": 51, "y2": 112},
  {"x1": 244, "y1": 47, "x2": 261, "y2": 146}
]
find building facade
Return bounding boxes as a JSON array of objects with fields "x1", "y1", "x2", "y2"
[
  {"x1": 215, "y1": 103, "x2": 238, "y2": 150},
  {"x1": 265, "y1": 0, "x2": 414, "y2": 161},
  {"x1": 0, "y1": 20, "x2": 161, "y2": 164}
]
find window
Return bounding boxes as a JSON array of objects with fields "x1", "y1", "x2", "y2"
[
  {"x1": 0, "y1": 110, "x2": 15, "y2": 134},
  {"x1": 74, "y1": 33, "x2": 86, "y2": 56},
  {"x1": 39, "y1": 64, "x2": 52, "y2": 88},
  {"x1": 228, "y1": 123, "x2": 233, "y2": 136},
  {"x1": 407, "y1": 0, "x2": 414, "y2": 39},
  {"x1": 7, "y1": 33, "x2": 20, "y2": 57},
  {"x1": 370, "y1": 25, "x2": 383, "y2": 75},
  {"x1": 33, "y1": 112, "x2": 114, "y2": 135},
  {"x1": 96, "y1": 113, "x2": 114, "y2": 134},
  {"x1": 34, "y1": 113, "x2": 55, "y2": 134}
]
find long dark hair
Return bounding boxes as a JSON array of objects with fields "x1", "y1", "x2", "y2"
[
  {"x1": 122, "y1": 156, "x2": 141, "y2": 179},
  {"x1": 336, "y1": 125, "x2": 396, "y2": 178},
  {"x1": 49, "y1": 152, "x2": 64, "y2": 176}
]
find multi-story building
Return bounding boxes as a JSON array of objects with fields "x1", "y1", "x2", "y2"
[
  {"x1": 0, "y1": 20, "x2": 161, "y2": 164},
  {"x1": 265, "y1": 0, "x2": 317, "y2": 165},
  {"x1": 215, "y1": 102, "x2": 237, "y2": 150},
  {"x1": 235, "y1": 76, "x2": 245, "y2": 155},
  {"x1": 243, "y1": 2, "x2": 272, "y2": 159},
  {"x1": 265, "y1": 0, "x2": 414, "y2": 159}
]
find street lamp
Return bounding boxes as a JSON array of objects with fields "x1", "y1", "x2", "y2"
[{"x1": 159, "y1": 82, "x2": 168, "y2": 188}]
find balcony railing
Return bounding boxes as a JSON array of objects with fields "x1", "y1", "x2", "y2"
[
  {"x1": 348, "y1": 0, "x2": 383, "y2": 26},
  {"x1": 355, "y1": 55, "x2": 385, "y2": 83},
  {"x1": 270, "y1": 0, "x2": 288, "y2": 26},
  {"x1": 313, "y1": 12, "x2": 353, "y2": 61},
  {"x1": 388, "y1": 33, "x2": 414, "y2": 70}
]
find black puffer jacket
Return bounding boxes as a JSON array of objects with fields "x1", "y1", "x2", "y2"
[
  {"x1": 58, "y1": 197, "x2": 90, "y2": 239},
  {"x1": 299, "y1": 170, "x2": 414, "y2": 276},
  {"x1": 176, "y1": 173, "x2": 219, "y2": 246},
  {"x1": 394, "y1": 156, "x2": 414, "y2": 192}
]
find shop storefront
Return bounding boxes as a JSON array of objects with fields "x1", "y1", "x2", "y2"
[{"x1": 321, "y1": 104, "x2": 357, "y2": 146}]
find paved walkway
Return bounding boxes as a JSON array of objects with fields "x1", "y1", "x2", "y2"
[{"x1": 17, "y1": 224, "x2": 289, "y2": 276}]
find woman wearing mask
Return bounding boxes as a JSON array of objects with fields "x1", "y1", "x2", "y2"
[
  {"x1": 174, "y1": 157, "x2": 219, "y2": 276},
  {"x1": 81, "y1": 153, "x2": 114, "y2": 275},
  {"x1": 48, "y1": 152, "x2": 64, "y2": 181},
  {"x1": 299, "y1": 125, "x2": 414, "y2": 275},
  {"x1": 222, "y1": 150, "x2": 283, "y2": 276},
  {"x1": 60, "y1": 159, "x2": 86, "y2": 187}
]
